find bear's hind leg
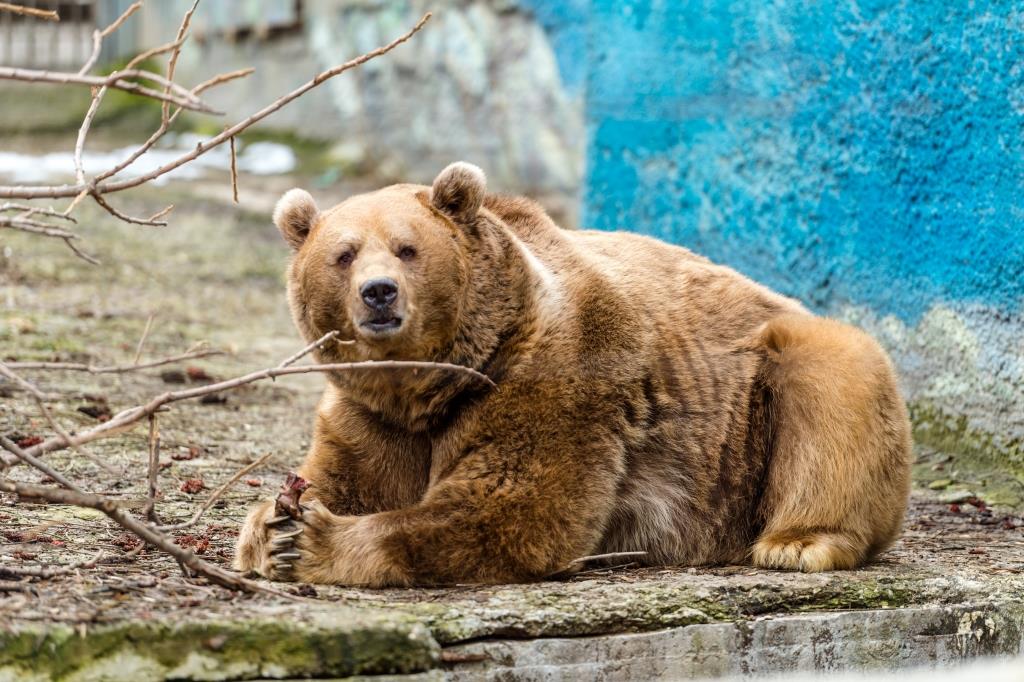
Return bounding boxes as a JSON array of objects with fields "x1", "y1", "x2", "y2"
[{"x1": 750, "y1": 314, "x2": 912, "y2": 572}]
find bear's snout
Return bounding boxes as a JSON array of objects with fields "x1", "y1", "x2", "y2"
[
  {"x1": 360, "y1": 277, "x2": 399, "y2": 310},
  {"x1": 356, "y1": 276, "x2": 404, "y2": 337}
]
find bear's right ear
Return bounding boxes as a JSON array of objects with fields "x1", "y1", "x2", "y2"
[
  {"x1": 273, "y1": 188, "x2": 319, "y2": 250},
  {"x1": 431, "y1": 162, "x2": 486, "y2": 224}
]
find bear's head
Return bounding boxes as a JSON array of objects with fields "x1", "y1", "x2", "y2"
[{"x1": 273, "y1": 162, "x2": 487, "y2": 364}]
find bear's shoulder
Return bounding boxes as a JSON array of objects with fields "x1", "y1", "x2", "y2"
[{"x1": 483, "y1": 194, "x2": 568, "y2": 233}]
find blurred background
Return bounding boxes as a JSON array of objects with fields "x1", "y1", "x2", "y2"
[{"x1": 1, "y1": 2, "x2": 1023, "y2": 679}]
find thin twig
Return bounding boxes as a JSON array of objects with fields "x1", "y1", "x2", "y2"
[
  {"x1": 566, "y1": 551, "x2": 648, "y2": 566},
  {"x1": 0, "y1": 13, "x2": 432, "y2": 200},
  {"x1": 277, "y1": 330, "x2": 353, "y2": 369},
  {"x1": 156, "y1": 451, "x2": 275, "y2": 532},
  {"x1": 0, "y1": 478, "x2": 299, "y2": 598},
  {"x1": 163, "y1": 0, "x2": 200, "y2": 126},
  {"x1": 1, "y1": 217, "x2": 78, "y2": 239},
  {"x1": 133, "y1": 315, "x2": 156, "y2": 365},
  {"x1": 0, "y1": 203, "x2": 77, "y2": 221},
  {"x1": 0, "y1": 551, "x2": 105, "y2": 580},
  {"x1": 143, "y1": 414, "x2": 161, "y2": 523},
  {"x1": 229, "y1": 135, "x2": 239, "y2": 203},
  {"x1": 7, "y1": 356, "x2": 492, "y2": 466},
  {"x1": 193, "y1": 67, "x2": 254, "y2": 95},
  {"x1": 99, "y1": 0, "x2": 141, "y2": 38},
  {"x1": 0, "y1": 435, "x2": 82, "y2": 492},
  {"x1": 0, "y1": 67, "x2": 216, "y2": 112},
  {"x1": 5, "y1": 348, "x2": 222, "y2": 374},
  {"x1": 0, "y1": 362, "x2": 119, "y2": 476},
  {"x1": 0, "y1": 2, "x2": 58, "y2": 21},
  {"x1": 91, "y1": 190, "x2": 170, "y2": 226}
]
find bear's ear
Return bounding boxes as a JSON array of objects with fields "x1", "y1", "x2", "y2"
[
  {"x1": 273, "y1": 188, "x2": 319, "y2": 250},
  {"x1": 431, "y1": 162, "x2": 486, "y2": 223}
]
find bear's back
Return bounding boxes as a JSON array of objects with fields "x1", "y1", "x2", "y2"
[{"x1": 483, "y1": 191, "x2": 805, "y2": 352}]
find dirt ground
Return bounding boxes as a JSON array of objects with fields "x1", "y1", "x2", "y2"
[{"x1": 2, "y1": 172, "x2": 1023, "y2": 633}]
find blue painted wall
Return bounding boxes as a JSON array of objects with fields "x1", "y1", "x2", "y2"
[
  {"x1": 583, "y1": 1, "x2": 1024, "y2": 322},
  {"x1": 565, "y1": 0, "x2": 1024, "y2": 477}
]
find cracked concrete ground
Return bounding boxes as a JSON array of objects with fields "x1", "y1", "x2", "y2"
[{"x1": 2, "y1": 181, "x2": 1023, "y2": 680}]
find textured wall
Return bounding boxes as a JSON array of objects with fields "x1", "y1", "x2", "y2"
[
  {"x1": 583, "y1": 1, "x2": 1024, "y2": 477},
  {"x1": 135, "y1": 1, "x2": 583, "y2": 218}
]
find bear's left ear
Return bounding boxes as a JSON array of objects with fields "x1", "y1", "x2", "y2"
[
  {"x1": 431, "y1": 162, "x2": 486, "y2": 223},
  {"x1": 273, "y1": 188, "x2": 319, "y2": 250}
]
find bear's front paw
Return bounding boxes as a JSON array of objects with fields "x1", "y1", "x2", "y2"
[
  {"x1": 289, "y1": 499, "x2": 352, "y2": 583},
  {"x1": 232, "y1": 498, "x2": 306, "y2": 582}
]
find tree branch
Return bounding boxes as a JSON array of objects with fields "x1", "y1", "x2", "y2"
[{"x1": 0, "y1": 13, "x2": 432, "y2": 201}]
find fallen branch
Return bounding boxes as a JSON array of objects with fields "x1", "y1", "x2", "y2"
[
  {"x1": 0, "y1": 478, "x2": 297, "y2": 598},
  {"x1": 0, "y1": 435, "x2": 82, "y2": 491},
  {"x1": 5, "y1": 348, "x2": 223, "y2": 374},
  {"x1": 0, "y1": 551, "x2": 105, "y2": 580}
]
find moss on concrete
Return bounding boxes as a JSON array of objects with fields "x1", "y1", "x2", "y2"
[
  {"x1": 911, "y1": 401, "x2": 1024, "y2": 509},
  {"x1": 0, "y1": 616, "x2": 439, "y2": 681}
]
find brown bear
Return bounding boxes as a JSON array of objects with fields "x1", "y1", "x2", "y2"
[{"x1": 234, "y1": 162, "x2": 912, "y2": 586}]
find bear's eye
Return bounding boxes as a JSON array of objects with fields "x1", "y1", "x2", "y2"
[
  {"x1": 337, "y1": 250, "x2": 355, "y2": 267},
  {"x1": 397, "y1": 246, "x2": 417, "y2": 261}
]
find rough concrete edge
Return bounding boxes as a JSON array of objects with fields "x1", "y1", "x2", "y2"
[
  {"x1": 4, "y1": 568, "x2": 1022, "y2": 679},
  {"x1": 0, "y1": 614, "x2": 440, "y2": 682},
  {"x1": 439, "y1": 601, "x2": 1024, "y2": 679},
  {"x1": 410, "y1": 570, "x2": 1024, "y2": 644}
]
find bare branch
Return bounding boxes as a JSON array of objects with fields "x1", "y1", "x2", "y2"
[
  {"x1": 0, "y1": 203, "x2": 77, "y2": 222},
  {"x1": 5, "y1": 348, "x2": 223, "y2": 374},
  {"x1": 143, "y1": 414, "x2": 161, "y2": 523},
  {"x1": 277, "y1": 330, "x2": 354, "y2": 369},
  {"x1": 0, "y1": 362, "x2": 120, "y2": 477},
  {"x1": 193, "y1": 67, "x2": 254, "y2": 95},
  {"x1": 78, "y1": 29, "x2": 103, "y2": 76},
  {"x1": 0, "y1": 67, "x2": 215, "y2": 113},
  {"x1": 91, "y1": 191, "x2": 171, "y2": 226},
  {"x1": 229, "y1": 135, "x2": 239, "y2": 203},
  {"x1": 0, "y1": 2, "x2": 58, "y2": 21},
  {"x1": 156, "y1": 451, "x2": 275, "y2": 532},
  {"x1": 133, "y1": 315, "x2": 156, "y2": 365},
  {"x1": 0, "y1": 13, "x2": 432, "y2": 200},
  {"x1": 0, "y1": 551, "x2": 105, "y2": 580},
  {"x1": 8, "y1": 357, "x2": 492, "y2": 467},
  {"x1": 61, "y1": 238, "x2": 101, "y2": 265},
  {"x1": 99, "y1": 1, "x2": 141, "y2": 38},
  {"x1": 163, "y1": 0, "x2": 201, "y2": 125},
  {"x1": 0, "y1": 435, "x2": 83, "y2": 492},
  {"x1": 1, "y1": 216, "x2": 78, "y2": 239}
]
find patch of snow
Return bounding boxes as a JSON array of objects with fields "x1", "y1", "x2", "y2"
[{"x1": 0, "y1": 137, "x2": 297, "y2": 185}]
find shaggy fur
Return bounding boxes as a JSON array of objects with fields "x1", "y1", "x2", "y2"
[{"x1": 234, "y1": 162, "x2": 912, "y2": 585}]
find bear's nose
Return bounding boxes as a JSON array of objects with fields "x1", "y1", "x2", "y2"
[{"x1": 360, "y1": 278, "x2": 399, "y2": 309}]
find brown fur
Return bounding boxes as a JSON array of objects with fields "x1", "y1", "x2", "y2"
[{"x1": 234, "y1": 162, "x2": 912, "y2": 586}]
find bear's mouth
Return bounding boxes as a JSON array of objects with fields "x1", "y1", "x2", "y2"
[{"x1": 361, "y1": 315, "x2": 403, "y2": 335}]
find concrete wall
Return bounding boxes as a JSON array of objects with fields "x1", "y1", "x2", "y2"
[
  {"x1": 136, "y1": 0, "x2": 583, "y2": 219},
  {"x1": 582, "y1": 1, "x2": 1024, "y2": 478}
]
